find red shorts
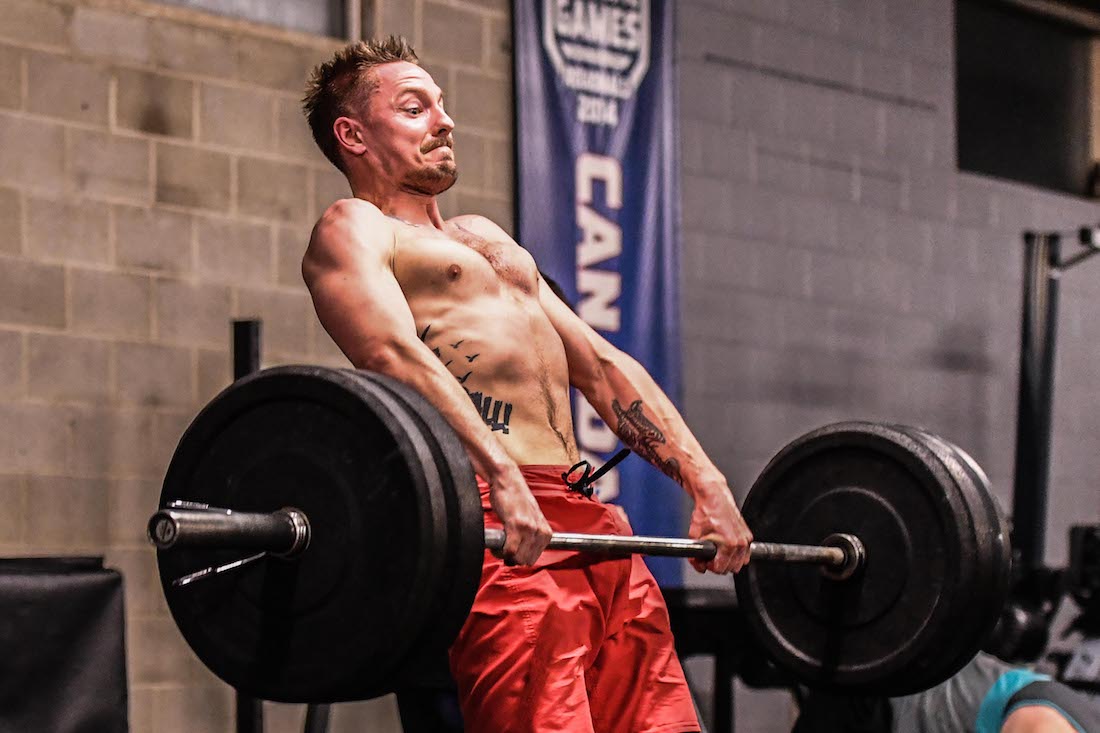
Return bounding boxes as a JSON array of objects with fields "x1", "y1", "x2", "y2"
[{"x1": 448, "y1": 465, "x2": 700, "y2": 733}]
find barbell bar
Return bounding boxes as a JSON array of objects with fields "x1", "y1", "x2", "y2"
[{"x1": 149, "y1": 506, "x2": 860, "y2": 575}]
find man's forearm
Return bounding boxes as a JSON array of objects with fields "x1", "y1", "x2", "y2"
[{"x1": 582, "y1": 351, "x2": 725, "y2": 498}]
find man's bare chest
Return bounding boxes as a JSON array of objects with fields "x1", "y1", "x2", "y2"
[{"x1": 394, "y1": 225, "x2": 538, "y2": 297}]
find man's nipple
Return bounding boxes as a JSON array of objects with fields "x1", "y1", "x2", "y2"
[{"x1": 447, "y1": 264, "x2": 462, "y2": 280}]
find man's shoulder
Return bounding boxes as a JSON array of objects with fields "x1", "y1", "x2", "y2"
[{"x1": 310, "y1": 198, "x2": 395, "y2": 253}]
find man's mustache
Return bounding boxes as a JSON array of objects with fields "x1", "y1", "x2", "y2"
[{"x1": 422, "y1": 136, "x2": 455, "y2": 153}]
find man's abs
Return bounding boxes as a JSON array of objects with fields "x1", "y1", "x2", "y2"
[{"x1": 392, "y1": 220, "x2": 580, "y2": 466}]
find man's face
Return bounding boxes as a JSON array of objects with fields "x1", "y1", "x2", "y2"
[{"x1": 361, "y1": 61, "x2": 457, "y2": 196}]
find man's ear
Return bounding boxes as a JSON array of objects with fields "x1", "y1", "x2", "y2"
[{"x1": 333, "y1": 116, "x2": 368, "y2": 158}]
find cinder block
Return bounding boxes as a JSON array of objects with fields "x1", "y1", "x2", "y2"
[
  {"x1": 199, "y1": 83, "x2": 276, "y2": 152},
  {"x1": 115, "y1": 68, "x2": 193, "y2": 139},
  {"x1": 0, "y1": 256, "x2": 65, "y2": 327},
  {"x1": 784, "y1": 195, "x2": 838, "y2": 249},
  {"x1": 379, "y1": 0, "x2": 417, "y2": 40},
  {"x1": 836, "y1": 0, "x2": 885, "y2": 48},
  {"x1": 25, "y1": 196, "x2": 110, "y2": 264},
  {"x1": 309, "y1": 315, "x2": 350, "y2": 366},
  {"x1": 106, "y1": 479, "x2": 160, "y2": 547},
  {"x1": 152, "y1": 684, "x2": 234, "y2": 733},
  {"x1": 0, "y1": 186, "x2": 20, "y2": 253},
  {"x1": 679, "y1": 4, "x2": 756, "y2": 64},
  {"x1": 151, "y1": 18, "x2": 237, "y2": 78},
  {"x1": 28, "y1": 332, "x2": 111, "y2": 402},
  {"x1": 453, "y1": 70, "x2": 510, "y2": 132},
  {"x1": 422, "y1": 2, "x2": 484, "y2": 67},
  {"x1": 263, "y1": 702, "x2": 306, "y2": 733},
  {"x1": 811, "y1": 37, "x2": 859, "y2": 87},
  {"x1": 275, "y1": 96, "x2": 324, "y2": 164},
  {"x1": 115, "y1": 342, "x2": 193, "y2": 406},
  {"x1": 783, "y1": 83, "x2": 836, "y2": 145},
  {"x1": 235, "y1": 287, "x2": 311, "y2": 357},
  {"x1": 0, "y1": 0, "x2": 70, "y2": 48},
  {"x1": 156, "y1": 143, "x2": 231, "y2": 212},
  {"x1": 883, "y1": 106, "x2": 934, "y2": 165},
  {"x1": 486, "y1": 16, "x2": 511, "y2": 74},
  {"x1": 237, "y1": 157, "x2": 308, "y2": 222},
  {"x1": 483, "y1": 136, "x2": 513, "y2": 196},
  {"x1": 683, "y1": 175, "x2": 737, "y2": 236},
  {"x1": 116, "y1": 205, "x2": 193, "y2": 274},
  {"x1": 68, "y1": 129, "x2": 151, "y2": 203},
  {"x1": 153, "y1": 410, "x2": 194, "y2": 475},
  {"x1": 0, "y1": 403, "x2": 68, "y2": 473},
  {"x1": 835, "y1": 97, "x2": 885, "y2": 156},
  {"x1": 155, "y1": 278, "x2": 231, "y2": 346},
  {"x1": 330, "y1": 697, "x2": 403, "y2": 732},
  {"x1": 70, "y1": 268, "x2": 151, "y2": 339},
  {"x1": 103, "y1": 548, "x2": 162, "y2": 618},
  {"x1": 729, "y1": 69, "x2": 783, "y2": 133},
  {"x1": 196, "y1": 217, "x2": 273, "y2": 286},
  {"x1": 24, "y1": 475, "x2": 109, "y2": 548},
  {"x1": 0, "y1": 329, "x2": 21, "y2": 397},
  {"x1": 72, "y1": 6, "x2": 150, "y2": 64},
  {"x1": 196, "y1": 348, "x2": 230, "y2": 403},
  {"x1": 0, "y1": 474, "x2": 22, "y2": 543},
  {"x1": 313, "y1": 169, "x2": 349, "y2": 220},
  {"x1": 455, "y1": 192, "x2": 512, "y2": 234},
  {"x1": 26, "y1": 51, "x2": 109, "y2": 125},
  {"x1": 453, "y1": 0, "x2": 508, "y2": 10},
  {"x1": 128, "y1": 615, "x2": 199, "y2": 686},
  {"x1": 0, "y1": 44, "x2": 21, "y2": 109},
  {"x1": 276, "y1": 225, "x2": 308, "y2": 287},
  {"x1": 0, "y1": 113, "x2": 65, "y2": 192},
  {"x1": 67, "y1": 405, "x2": 158, "y2": 477},
  {"x1": 237, "y1": 35, "x2": 318, "y2": 93},
  {"x1": 683, "y1": 121, "x2": 752, "y2": 181}
]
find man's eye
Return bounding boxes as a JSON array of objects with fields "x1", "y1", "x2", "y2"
[{"x1": 405, "y1": 107, "x2": 422, "y2": 115}]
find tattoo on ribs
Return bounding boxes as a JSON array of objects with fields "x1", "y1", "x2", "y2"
[
  {"x1": 418, "y1": 322, "x2": 514, "y2": 434},
  {"x1": 469, "y1": 391, "x2": 513, "y2": 433},
  {"x1": 611, "y1": 399, "x2": 683, "y2": 484}
]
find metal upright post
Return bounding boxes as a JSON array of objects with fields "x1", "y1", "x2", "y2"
[
  {"x1": 1011, "y1": 232, "x2": 1060, "y2": 570},
  {"x1": 232, "y1": 318, "x2": 264, "y2": 733},
  {"x1": 233, "y1": 320, "x2": 262, "y2": 382}
]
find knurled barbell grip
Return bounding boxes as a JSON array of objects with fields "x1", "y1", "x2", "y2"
[
  {"x1": 482, "y1": 528, "x2": 851, "y2": 567},
  {"x1": 148, "y1": 507, "x2": 310, "y2": 558}
]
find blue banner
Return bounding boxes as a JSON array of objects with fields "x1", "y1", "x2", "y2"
[{"x1": 514, "y1": 0, "x2": 683, "y2": 586}]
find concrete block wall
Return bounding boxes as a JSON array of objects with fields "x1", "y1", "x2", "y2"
[
  {"x1": 678, "y1": 1, "x2": 1100, "y2": 730},
  {"x1": 0, "y1": 0, "x2": 510, "y2": 730}
]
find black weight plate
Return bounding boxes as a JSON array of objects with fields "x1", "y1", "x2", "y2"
[
  {"x1": 734, "y1": 422, "x2": 976, "y2": 695},
  {"x1": 156, "y1": 366, "x2": 449, "y2": 702},
  {"x1": 347, "y1": 370, "x2": 483, "y2": 685},
  {"x1": 898, "y1": 427, "x2": 1010, "y2": 691},
  {"x1": 879, "y1": 425, "x2": 989, "y2": 693}
]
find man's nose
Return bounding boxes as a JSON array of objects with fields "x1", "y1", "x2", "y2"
[{"x1": 435, "y1": 108, "x2": 455, "y2": 136}]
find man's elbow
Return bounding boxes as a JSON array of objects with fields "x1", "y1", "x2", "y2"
[{"x1": 352, "y1": 339, "x2": 420, "y2": 376}]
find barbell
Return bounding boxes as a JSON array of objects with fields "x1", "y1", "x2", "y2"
[{"x1": 148, "y1": 366, "x2": 1011, "y2": 703}]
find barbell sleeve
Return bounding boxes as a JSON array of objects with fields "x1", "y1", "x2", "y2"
[
  {"x1": 482, "y1": 528, "x2": 853, "y2": 568},
  {"x1": 148, "y1": 507, "x2": 310, "y2": 558}
]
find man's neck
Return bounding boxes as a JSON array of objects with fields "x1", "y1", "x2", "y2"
[{"x1": 349, "y1": 178, "x2": 446, "y2": 230}]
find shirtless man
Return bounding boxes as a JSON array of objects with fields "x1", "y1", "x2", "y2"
[{"x1": 301, "y1": 36, "x2": 752, "y2": 733}]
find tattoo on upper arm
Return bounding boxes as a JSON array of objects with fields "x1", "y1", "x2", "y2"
[{"x1": 611, "y1": 399, "x2": 683, "y2": 484}]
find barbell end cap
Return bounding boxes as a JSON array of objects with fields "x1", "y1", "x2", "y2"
[
  {"x1": 273, "y1": 507, "x2": 311, "y2": 558},
  {"x1": 820, "y1": 533, "x2": 866, "y2": 581},
  {"x1": 148, "y1": 510, "x2": 179, "y2": 549}
]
